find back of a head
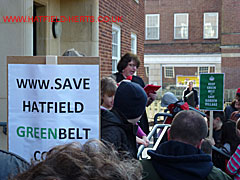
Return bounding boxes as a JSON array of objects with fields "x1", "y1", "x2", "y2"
[
  {"x1": 12, "y1": 140, "x2": 142, "y2": 180},
  {"x1": 170, "y1": 110, "x2": 208, "y2": 146},
  {"x1": 114, "y1": 81, "x2": 147, "y2": 119}
]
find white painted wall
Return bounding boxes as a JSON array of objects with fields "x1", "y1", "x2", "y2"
[{"x1": 0, "y1": 0, "x2": 33, "y2": 150}]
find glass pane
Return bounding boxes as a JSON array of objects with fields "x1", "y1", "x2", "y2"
[
  {"x1": 147, "y1": 27, "x2": 158, "y2": 39},
  {"x1": 199, "y1": 67, "x2": 209, "y2": 73},
  {"x1": 112, "y1": 31, "x2": 118, "y2": 44},
  {"x1": 205, "y1": 14, "x2": 217, "y2": 26},
  {"x1": 165, "y1": 67, "x2": 173, "y2": 77},
  {"x1": 112, "y1": 59, "x2": 117, "y2": 72},
  {"x1": 176, "y1": 14, "x2": 187, "y2": 26},
  {"x1": 131, "y1": 38, "x2": 135, "y2": 53},
  {"x1": 175, "y1": 26, "x2": 188, "y2": 39},
  {"x1": 112, "y1": 44, "x2": 117, "y2": 57},
  {"x1": 147, "y1": 15, "x2": 158, "y2": 27}
]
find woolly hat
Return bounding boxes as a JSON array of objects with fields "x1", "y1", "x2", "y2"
[
  {"x1": 161, "y1": 92, "x2": 178, "y2": 107},
  {"x1": 114, "y1": 81, "x2": 147, "y2": 119},
  {"x1": 237, "y1": 88, "x2": 240, "y2": 95}
]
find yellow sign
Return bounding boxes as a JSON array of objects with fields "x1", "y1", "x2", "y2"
[{"x1": 176, "y1": 75, "x2": 199, "y2": 87}]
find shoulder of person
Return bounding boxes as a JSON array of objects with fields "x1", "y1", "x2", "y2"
[
  {"x1": 132, "y1": 75, "x2": 145, "y2": 87},
  {"x1": 206, "y1": 166, "x2": 232, "y2": 180},
  {"x1": 0, "y1": 150, "x2": 30, "y2": 179},
  {"x1": 141, "y1": 159, "x2": 161, "y2": 180},
  {"x1": 101, "y1": 109, "x2": 122, "y2": 127}
]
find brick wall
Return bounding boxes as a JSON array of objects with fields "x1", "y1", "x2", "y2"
[
  {"x1": 221, "y1": 0, "x2": 240, "y2": 89},
  {"x1": 99, "y1": 0, "x2": 145, "y2": 79},
  {"x1": 144, "y1": 0, "x2": 221, "y2": 54}
]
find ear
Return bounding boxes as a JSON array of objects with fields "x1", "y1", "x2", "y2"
[
  {"x1": 167, "y1": 128, "x2": 171, "y2": 140},
  {"x1": 196, "y1": 139, "x2": 204, "y2": 149}
]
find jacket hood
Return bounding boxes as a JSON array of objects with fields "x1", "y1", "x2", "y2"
[
  {"x1": 101, "y1": 109, "x2": 122, "y2": 128},
  {"x1": 101, "y1": 108, "x2": 132, "y2": 129},
  {"x1": 148, "y1": 141, "x2": 213, "y2": 180}
]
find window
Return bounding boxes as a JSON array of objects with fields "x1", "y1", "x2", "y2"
[
  {"x1": 204, "y1": 12, "x2": 218, "y2": 39},
  {"x1": 164, "y1": 67, "x2": 174, "y2": 78},
  {"x1": 112, "y1": 24, "x2": 121, "y2": 73},
  {"x1": 131, "y1": 33, "x2": 137, "y2": 54},
  {"x1": 145, "y1": 14, "x2": 160, "y2": 40},
  {"x1": 174, "y1": 13, "x2": 189, "y2": 39},
  {"x1": 198, "y1": 66, "x2": 209, "y2": 74},
  {"x1": 145, "y1": 66, "x2": 149, "y2": 77}
]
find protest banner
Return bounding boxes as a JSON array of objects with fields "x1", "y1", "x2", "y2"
[
  {"x1": 7, "y1": 56, "x2": 99, "y2": 162},
  {"x1": 199, "y1": 73, "x2": 224, "y2": 139},
  {"x1": 199, "y1": 73, "x2": 224, "y2": 111}
]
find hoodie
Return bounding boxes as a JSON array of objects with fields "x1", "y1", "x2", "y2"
[
  {"x1": 101, "y1": 108, "x2": 138, "y2": 158},
  {"x1": 148, "y1": 140, "x2": 213, "y2": 180}
]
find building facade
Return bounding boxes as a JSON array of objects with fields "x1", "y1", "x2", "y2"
[
  {"x1": 99, "y1": 0, "x2": 145, "y2": 78},
  {"x1": 144, "y1": 0, "x2": 240, "y2": 90},
  {"x1": 0, "y1": 0, "x2": 145, "y2": 150}
]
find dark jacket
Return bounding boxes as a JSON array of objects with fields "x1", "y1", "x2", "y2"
[
  {"x1": 101, "y1": 108, "x2": 138, "y2": 158},
  {"x1": 0, "y1": 150, "x2": 30, "y2": 180},
  {"x1": 142, "y1": 159, "x2": 231, "y2": 180},
  {"x1": 224, "y1": 103, "x2": 237, "y2": 122},
  {"x1": 111, "y1": 72, "x2": 150, "y2": 134},
  {"x1": 141, "y1": 140, "x2": 231, "y2": 180},
  {"x1": 148, "y1": 141, "x2": 213, "y2": 180},
  {"x1": 183, "y1": 87, "x2": 199, "y2": 107},
  {"x1": 221, "y1": 119, "x2": 240, "y2": 154}
]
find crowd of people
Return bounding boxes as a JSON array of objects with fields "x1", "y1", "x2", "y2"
[{"x1": 1, "y1": 52, "x2": 240, "y2": 180}]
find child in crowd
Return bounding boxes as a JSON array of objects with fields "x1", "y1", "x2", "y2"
[
  {"x1": 227, "y1": 118, "x2": 240, "y2": 179},
  {"x1": 101, "y1": 77, "x2": 149, "y2": 147},
  {"x1": 201, "y1": 138, "x2": 213, "y2": 156}
]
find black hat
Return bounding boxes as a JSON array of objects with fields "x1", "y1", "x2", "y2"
[{"x1": 114, "y1": 81, "x2": 147, "y2": 119}]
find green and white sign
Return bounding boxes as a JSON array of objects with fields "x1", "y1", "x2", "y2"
[{"x1": 199, "y1": 73, "x2": 224, "y2": 110}]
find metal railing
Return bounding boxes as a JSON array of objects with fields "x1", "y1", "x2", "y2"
[
  {"x1": 212, "y1": 145, "x2": 231, "y2": 158},
  {"x1": 137, "y1": 124, "x2": 171, "y2": 159}
]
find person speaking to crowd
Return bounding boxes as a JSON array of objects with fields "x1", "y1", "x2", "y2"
[{"x1": 111, "y1": 53, "x2": 156, "y2": 134}]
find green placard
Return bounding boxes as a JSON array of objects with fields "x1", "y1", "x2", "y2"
[{"x1": 199, "y1": 73, "x2": 224, "y2": 110}]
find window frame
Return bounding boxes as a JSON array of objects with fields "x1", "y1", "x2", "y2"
[
  {"x1": 145, "y1": 14, "x2": 160, "y2": 40},
  {"x1": 174, "y1": 13, "x2": 189, "y2": 40},
  {"x1": 198, "y1": 66, "x2": 210, "y2": 75},
  {"x1": 131, "y1": 33, "x2": 137, "y2": 54},
  {"x1": 203, "y1": 12, "x2": 219, "y2": 39},
  {"x1": 112, "y1": 23, "x2": 121, "y2": 73},
  {"x1": 164, "y1": 66, "x2": 175, "y2": 78}
]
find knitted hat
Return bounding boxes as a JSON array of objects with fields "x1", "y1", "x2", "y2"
[
  {"x1": 161, "y1": 92, "x2": 178, "y2": 107},
  {"x1": 114, "y1": 81, "x2": 147, "y2": 119},
  {"x1": 237, "y1": 88, "x2": 240, "y2": 95}
]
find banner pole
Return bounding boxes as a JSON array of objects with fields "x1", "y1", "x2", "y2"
[{"x1": 209, "y1": 110, "x2": 213, "y2": 140}]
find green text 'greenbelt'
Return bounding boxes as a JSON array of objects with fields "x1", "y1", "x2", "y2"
[{"x1": 16, "y1": 126, "x2": 91, "y2": 140}]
